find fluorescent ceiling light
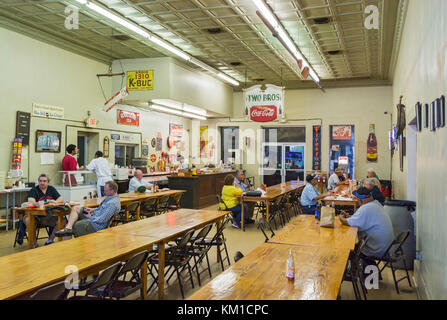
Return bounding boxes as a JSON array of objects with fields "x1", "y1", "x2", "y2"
[
  {"x1": 150, "y1": 36, "x2": 190, "y2": 61},
  {"x1": 74, "y1": 0, "x2": 87, "y2": 4},
  {"x1": 218, "y1": 73, "x2": 240, "y2": 86},
  {"x1": 152, "y1": 99, "x2": 208, "y2": 117},
  {"x1": 252, "y1": 0, "x2": 320, "y2": 84},
  {"x1": 151, "y1": 104, "x2": 207, "y2": 120},
  {"x1": 152, "y1": 99, "x2": 183, "y2": 111},
  {"x1": 184, "y1": 104, "x2": 207, "y2": 116}
]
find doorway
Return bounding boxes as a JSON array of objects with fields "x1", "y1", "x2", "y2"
[
  {"x1": 329, "y1": 125, "x2": 355, "y2": 178},
  {"x1": 261, "y1": 143, "x2": 305, "y2": 186}
]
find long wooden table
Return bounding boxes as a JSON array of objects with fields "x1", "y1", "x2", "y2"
[
  {"x1": 1, "y1": 208, "x2": 229, "y2": 300},
  {"x1": 99, "y1": 209, "x2": 230, "y2": 299},
  {"x1": 269, "y1": 215, "x2": 358, "y2": 250},
  {"x1": 240, "y1": 181, "x2": 302, "y2": 231},
  {"x1": 19, "y1": 189, "x2": 186, "y2": 249},
  {"x1": 188, "y1": 242, "x2": 351, "y2": 300},
  {"x1": 0, "y1": 231, "x2": 159, "y2": 300}
]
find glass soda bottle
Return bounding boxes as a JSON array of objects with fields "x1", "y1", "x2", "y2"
[
  {"x1": 367, "y1": 124, "x2": 378, "y2": 162},
  {"x1": 286, "y1": 249, "x2": 295, "y2": 280}
]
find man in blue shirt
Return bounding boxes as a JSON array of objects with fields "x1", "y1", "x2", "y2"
[
  {"x1": 234, "y1": 170, "x2": 255, "y2": 224},
  {"x1": 55, "y1": 181, "x2": 121, "y2": 238},
  {"x1": 300, "y1": 174, "x2": 333, "y2": 215},
  {"x1": 339, "y1": 187, "x2": 394, "y2": 259}
]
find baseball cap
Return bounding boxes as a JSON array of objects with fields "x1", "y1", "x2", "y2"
[
  {"x1": 306, "y1": 174, "x2": 316, "y2": 183},
  {"x1": 353, "y1": 187, "x2": 372, "y2": 199}
]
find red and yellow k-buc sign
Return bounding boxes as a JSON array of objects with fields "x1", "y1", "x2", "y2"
[{"x1": 127, "y1": 70, "x2": 154, "y2": 91}]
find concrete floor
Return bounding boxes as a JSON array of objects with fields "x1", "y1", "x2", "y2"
[{"x1": 0, "y1": 205, "x2": 418, "y2": 300}]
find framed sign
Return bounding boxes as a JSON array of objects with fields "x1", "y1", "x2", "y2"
[
  {"x1": 169, "y1": 123, "x2": 183, "y2": 137},
  {"x1": 126, "y1": 70, "x2": 154, "y2": 91},
  {"x1": 16, "y1": 111, "x2": 31, "y2": 145},
  {"x1": 117, "y1": 109, "x2": 139, "y2": 127},
  {"x1": 103, "y1": 136, "x2": 110, "y2": 158},
  {"x1": 415, "y1": 102, "x2": 422, "y2": 132},
  {"x1": 332, "y1": 126, "x2": 352, "y2": 140},
  {"x1": 244, "y1": 84, "x2": 284, "y2": 122},
  {"x1": 35, "y1": 130, "x2": 61, "y2": 153}
]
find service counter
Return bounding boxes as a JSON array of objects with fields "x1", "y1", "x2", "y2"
[{"x1": 168, "y1": 171, "x2": 236, "y2": 209}]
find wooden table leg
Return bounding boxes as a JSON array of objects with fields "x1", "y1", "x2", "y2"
[
  {"x1": 136, "y1": 204, "x2": 141, "y2": 220},
  {"x1": 266, "y1": 200, "x2": 270, "y2": 223},
  {"x1": 125, "y1": 208, "x2": 130, "y2": 222},
  {"x1": 241, "y1": 197, "x2": 245, "y2": 232},
  {"x1": 158, "y1": 241, "x2": 165, "y2": 300},
  {"x1": 27, "y1": 213, "x2": 35, "y2": 250},
  {"x1": 57, "y1": 214, "x2": 65, "y2": 242},
  {"x1": 141, "y1": 259, "x2": 148, "y2": 300}
]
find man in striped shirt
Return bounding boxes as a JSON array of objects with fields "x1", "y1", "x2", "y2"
[{"x1": 56, "y1": 181, "x2": 121, "y2": 238}]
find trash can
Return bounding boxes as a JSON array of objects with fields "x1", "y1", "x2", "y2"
[{"x1": 383, "y1": 200, "x2": 416, "y2": 269}]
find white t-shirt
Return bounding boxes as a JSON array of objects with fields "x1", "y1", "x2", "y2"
[
  {"x1": 86, "y1": 157, "x2": 113, "y2": 187},
  {"x1": 128, "y1": 176, "x2": 153, "y2": 192},
  {"x1": 328, "y1": 173, "x2": 340, "y2": 190}
]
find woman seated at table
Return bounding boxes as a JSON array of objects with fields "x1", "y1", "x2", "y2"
[
  {"x1": 362, "y1": 168, "x2": 381, "y2": 189},
  {"x1": 300, "y1": 174, "x2": 333, "y2": 215},
  {"x1": 220, "y1": 174, "x2": 243, "y2": 229}
]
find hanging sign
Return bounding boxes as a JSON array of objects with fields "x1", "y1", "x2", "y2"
[
  {"x1": 150, "y1": 154, "x2": 157, "y2": 163},
  {"x1": 312, "y1": 126, "x2": 321, "y2": 170},
  {"x1": 339, "y1": 157, "x2": 349, "y2": 166},
  {"x1": 332, "y1": 126, "x2": 352, "y2": 140},
  {"x1": 169, "y1": 123, "x2": 183, "y2": 137},
  {"x1": 117, "y1": 109, "x2": 139, "y2": 127},
  {"x1": 244, "y1": 84, "x2": 284, "y2": 122},
  {"x1": 127, "y1": 70, "x2": 154, "y2": 91},
  {"x1": 103, "y1": 87, "x2": 128, "y2": 112}
]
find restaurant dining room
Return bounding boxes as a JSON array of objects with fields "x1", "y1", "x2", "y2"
[{"x1": 0, "y1": 0, "x2": 446, "y2": 311}]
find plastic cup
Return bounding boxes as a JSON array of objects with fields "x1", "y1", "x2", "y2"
[{"x1": 38, "y1": 201, "x2": 44, "y2": 209}]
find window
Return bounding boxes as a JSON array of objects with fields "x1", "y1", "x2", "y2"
[
  {"x1": 263, "y1": 127, "x2": 306, "y2": 143},
  {"x1": 220, "y1": 127, "x2": 239, "y2": 164},
  {"x1": 329, "y1": 125, "x2": 355, "y2": 178},
  {"x1": 115, "y1": 144, "x2": 138, "y2": 167}
]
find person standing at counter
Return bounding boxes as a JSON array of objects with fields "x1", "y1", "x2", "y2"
[
  {"x1": 62, "y1": 144, "x2": 83, "y2": 171},
  {"x1": 86, "y1": 151, "x2": 113, "y2": 197},
  {"x1": 129, "y1": 169, "x2": 158, "y2": 192}
]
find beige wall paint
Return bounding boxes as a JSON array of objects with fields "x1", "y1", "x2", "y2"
[
  {"x1": 202, "y1": 86, "x2": 392, "y2": 184},
  {"x1": 391, "y1": 0, "x2": 447, "y2": 299},
  {"x1": 0, "y1": 27, "x2": 191, "y2": 188}
]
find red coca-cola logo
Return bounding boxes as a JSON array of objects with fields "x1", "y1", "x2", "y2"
[{"x1": 250, "y1": 106, "x2": 277, "y2": 122}]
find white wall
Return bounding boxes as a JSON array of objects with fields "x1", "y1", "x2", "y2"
[
  {"x1": 391, "y1": 0, "x2": 447, "y2": 299},
  {"x1": 0, "y1": 27, "x2": 190, "y2": 188},
  {"x1": 206, "y1": 86, "x2": 392, "y2": 183}
]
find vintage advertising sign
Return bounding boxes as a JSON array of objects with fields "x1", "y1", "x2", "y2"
[
  {"x1": 169, "y1": 123, "x2": 183, "y2": 137},
  {"x1": 332, "y1": 126, "x2": 352, "y2": 140},
  {"x1": 117, "y1": 109, "x2": 139, "y2": 127},
  {"x1": 200, "y1": 126, "x2": 208, "y2": 158},
  {"x1": 32, "y1": 103, "x2": 64, "y2": 119},
  {"x1": 312, "y1": 125, "x2": 321, "y2": 170},
  {"x1": 250, "y1": 106, "x2": 277, "y2": 122},
  {"x1": 127, "y1": 70, "x2": 154, "y2": 91},
  {"x1": 244, "y1": 84, "x2": 284, "y2": 122}
]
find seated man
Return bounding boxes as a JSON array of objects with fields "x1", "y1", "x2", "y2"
[
  {"x1": 300, "y1": 174, "x2": 333, "y2": 215},
  {"x1": 234, "y1": 169, "x2": 255, "y2": 224},
  {"x1": 17, "y1": 173, "x2": 65, "y2": 246},
  {"x1": 55, "y1": 181, "x2": 121, "y2": 238},
  {"x1": 128, "y1": 169, "x2": 158, "y2": 192},
  {"x1": 339, "y1": 187, "x2": 394, "y2": 263},
  {"x1": 363, "y1": 178, "x2": 385, "y2": 205}
]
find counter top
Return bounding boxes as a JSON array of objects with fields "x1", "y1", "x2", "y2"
[{"x1": 168, "y1": 171, "x2": 236, "y2": 178}]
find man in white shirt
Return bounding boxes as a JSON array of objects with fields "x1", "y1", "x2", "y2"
[
  {"x1": 178, "y1": 156, "x2": 189, "y2": 170},
  {"x1": 86, "y1": 151, "x2": 113, "y2": 197},
  {"x1": 327, "y1": 167, "x2": 349, "y2": 190},
  {"x1": 129, "y1": 169, "x2": 158, "y2": 192}
]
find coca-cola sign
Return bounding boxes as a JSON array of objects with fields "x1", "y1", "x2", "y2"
[{"x1": 250, "y1": 106, "x2": 277, "y2": 122}]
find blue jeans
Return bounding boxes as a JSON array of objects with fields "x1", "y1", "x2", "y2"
[
  {"x1": 302, "y1": 205, "x2": 317, "y2": 215},
  {"x1": 229, "y1": 204, "x2": 242, "y2": 224}
]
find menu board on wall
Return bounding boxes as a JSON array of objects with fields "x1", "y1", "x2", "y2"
[{"x1": 16, "y1": 111, "x2": 31, "y2": 145}]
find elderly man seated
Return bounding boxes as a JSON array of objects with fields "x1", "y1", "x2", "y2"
[
  {"x1": 129, "y1": 169, "x2": 158, "y2": 193},
  {"x1": 339, "y1": 187, "x2": 394, "y2": 264},
  {"x1": 55, "y1": 181, "x2": 121, "y2": 238}
]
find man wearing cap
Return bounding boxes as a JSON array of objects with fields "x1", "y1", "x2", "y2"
[
  {"x1": 300, "y1": 174, "x2": 333, "y2": 215},
  {"x1": 363, "y1": 178, "x2": 385, "y2": 206},
  {"x1": 327, "y1": 168, "x2": 349, "y2": 190},
  {"x1": 339, "y1": 187, "x2": 394, "y2": 260}
]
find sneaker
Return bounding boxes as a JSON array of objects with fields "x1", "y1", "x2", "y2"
[
  {"x1": 232, "y1": 222, "x2": 241, "y2": 229},
  {"x1": 44, "y1": 240, "x2": 54, "y2": 246}
]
